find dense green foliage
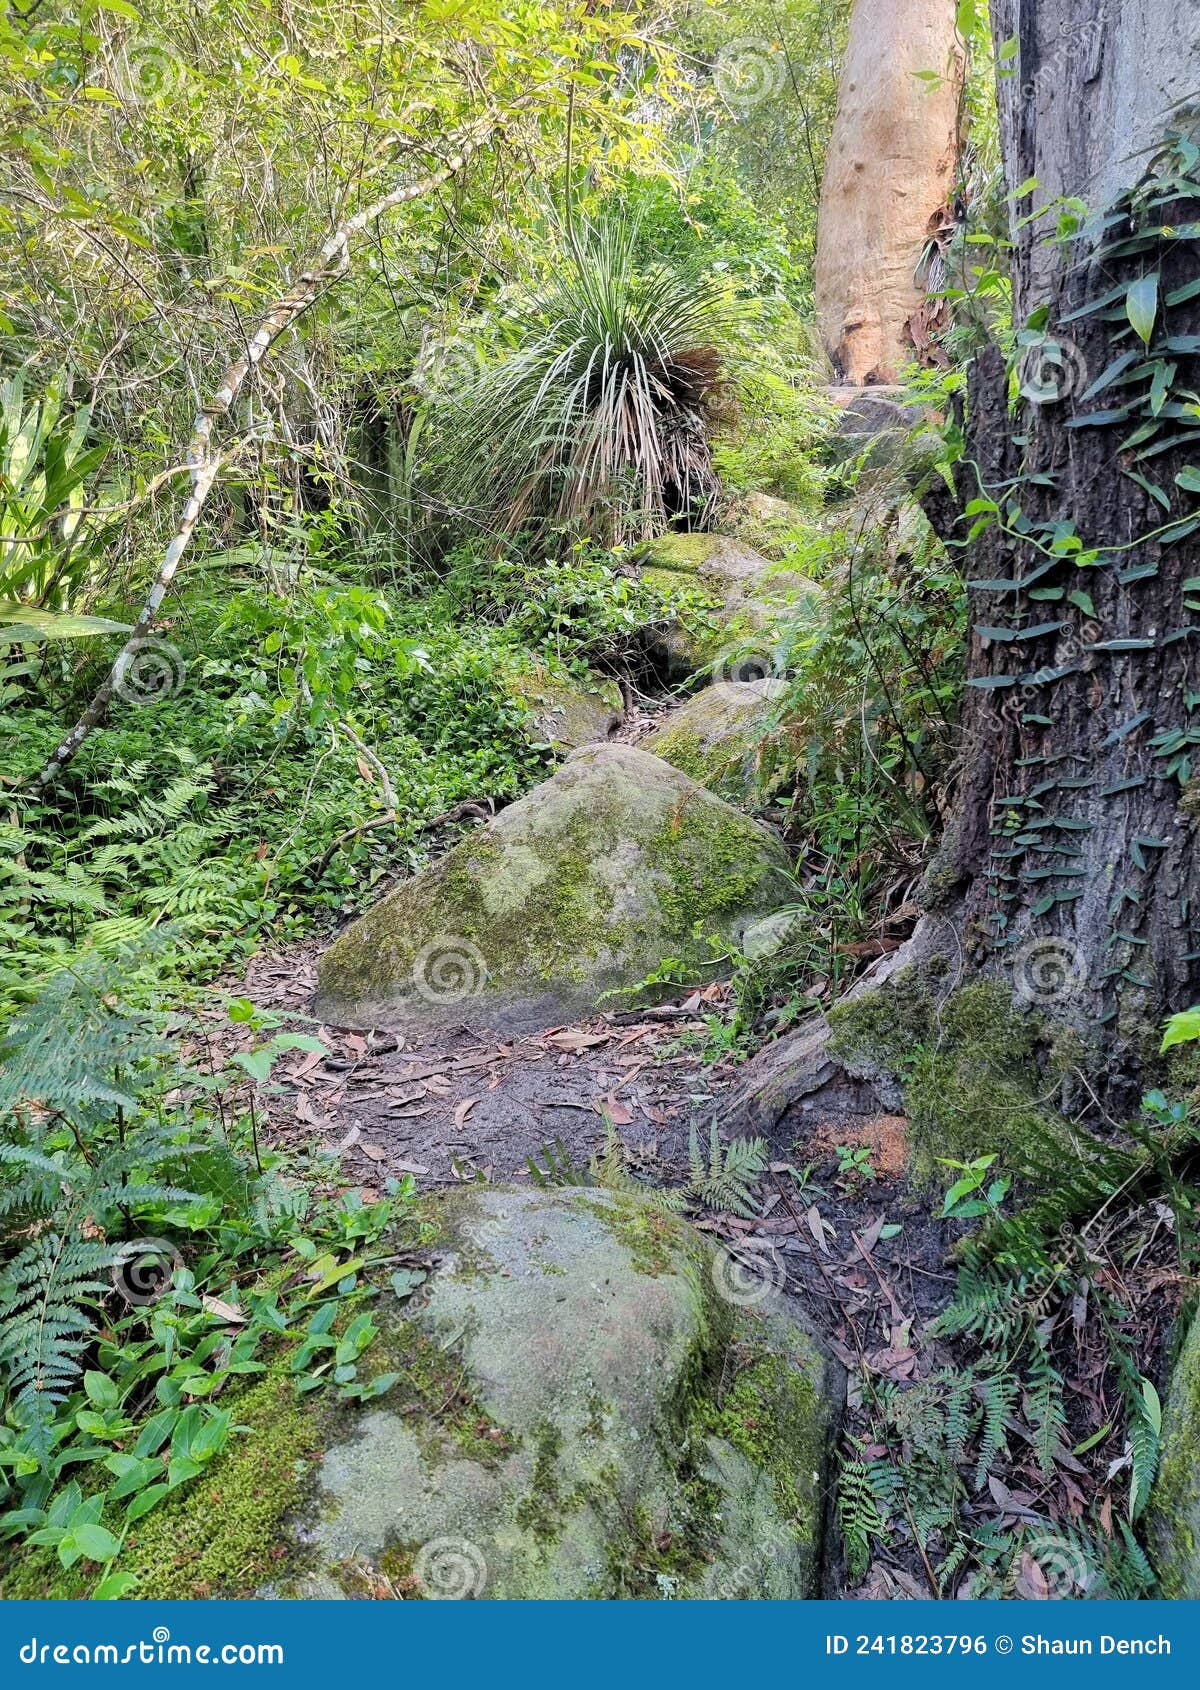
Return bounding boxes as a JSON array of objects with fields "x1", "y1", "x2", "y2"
[{"x1": 2, "y1": 0, "x2": 1197, "y2": 1609}]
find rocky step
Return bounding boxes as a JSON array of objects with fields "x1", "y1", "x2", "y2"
[
  {"x1": 283, "y1": 1185, "x2": 843, "y2": 1600},
  {"x1": 314, "y1": 741, "x2": 794, "y2": 1035}
]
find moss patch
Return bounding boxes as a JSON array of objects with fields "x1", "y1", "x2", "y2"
[
  {"x1": 830, "y1": 976, "x2": 1072, "y2": 1190},
  {"x1": 698, "y1": 1347, "x2": 821, "y2": 1541},
  {"x1": 826, "y1": 966, "x2": 936, "y2": 1079},
  {"x1": 0, "y1": 1367, "x2": 326, "y2": 1602},
  {"x1": 645, "y1": 682, "x2": 786, "y2": 807},
  {"x1": 904, "y1": 982, "x2": 1072, "y2": 1189},
  {"x1": 384, "y1": 1321, "x2": 516, "y2": 1465},
  {"x1": 575, "y1": 1192, "x2": 686, "y2": 1279},
  {"x1": 1148, "y1": 1307, "x2": 1200, "y2": 1597},
  {"x1": 515, "y1": 1420, "x2": 580, "y2": 1544}
]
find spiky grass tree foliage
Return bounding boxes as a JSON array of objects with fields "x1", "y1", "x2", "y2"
[{"x1": 435, "y1": 223, "x2": 740, "y2": 546}]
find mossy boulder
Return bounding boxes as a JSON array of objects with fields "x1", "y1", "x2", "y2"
[
  {"x1": 725, "y1": 494, "x2": 815, "y2": 563},
  {"x1": 1148, "y1": 1307, "x2": 1200, "y2": 1597},
  {"x1": 315, "y1": 742, "x2": 794, "y2": 1034},
  {"x1": 643, "y1": 679, "x2": 788, "y2": 806},
  {"x1": 507, "y1": 664, "x2": 623, "y2": 749},
  {"x1": 288, "y1": 1185, "x2": 841, "y2": 1599},
  {"x1": 639, "y1": 533, "x2": 817, "y2": 680}
]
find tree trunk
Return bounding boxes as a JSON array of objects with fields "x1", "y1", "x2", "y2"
[
  {"x1": 943, "y1": 0, "x2": 1200, "y2": 1095},
  {"x1": 814, "y1": 0, "x2": 963, "y2": 384}
]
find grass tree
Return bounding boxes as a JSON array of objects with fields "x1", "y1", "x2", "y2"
[{"x1": 431, "y1": 222, "x2": 742, "y2": 548}]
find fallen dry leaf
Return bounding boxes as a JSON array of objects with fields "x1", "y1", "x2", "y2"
[
  {"x1": 201, "y1": 1295, "x2": 246, "y2": 1325},
  {"x1": 545, "y1": 1029, "x2": 609, "y2": 1054}
]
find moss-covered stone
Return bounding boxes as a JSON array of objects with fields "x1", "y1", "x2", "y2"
[
  {"x1": 506, "y1": 663, "x2": 623, "y2": 750},
  {"x1": 639, "y1": 533, "x2": 819, "y2": 680},
  {"x1": 724, "y1": 493, "x2": 817, "y2": 563},
  {"x1": 829, "y1": 976, "x2": 1071, "y2": 1190},
  {"x1": 1148, "y1": 1307, "x2": 1200, "y2": 1597},
  {"x1": 283, "y1": 1186, "x2": 841, "y2": 1600},
  {"x1": 904, "y1": 983, "x2": 1074, "y2": 1188},
  {"x1": 314, "y1": 742, "x2": 794, "y2": 1034},
  {"x1": 643, "y1": 680, "x2": 788, "y2": 805}
]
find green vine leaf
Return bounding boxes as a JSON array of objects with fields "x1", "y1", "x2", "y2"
[{"x1": 1126, "y1": 274, "x2": 1160, "y2": 345}]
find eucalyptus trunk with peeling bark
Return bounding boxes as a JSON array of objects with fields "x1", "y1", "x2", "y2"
[
  {"x1": 814, "y1": 0, "x2": 963, "y2": 384},
  {"x1": 939, "y1": 0, "x2": 1200, "y2": 1092}
]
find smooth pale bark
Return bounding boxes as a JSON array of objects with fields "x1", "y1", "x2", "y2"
[{"x1": 814, "y1": 0, "x2": 963, "y2": 384}]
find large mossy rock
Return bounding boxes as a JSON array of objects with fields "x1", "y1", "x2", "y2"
[
  {"x1": 1148, "y1": 1309, "x2": 1200, "y2": 1597},
  {"x1": 507, "y1": 663, "x2": 623, "y2": 750},
  {"x1": 643, "y1": 679, "x2": 787, "y2": 806},
  {"x1": 315, "y1": 742, "x2": 793, "y2": 1033},
  {"x1": 725, "y1": 494, "x2": 817, "y2": 563},
  {"x1": 640, "y1": 533, "x2": 816, "y2": 680},
  {"x1": 293, "y1": 1186, "x2": 841, "y2": 1599}
]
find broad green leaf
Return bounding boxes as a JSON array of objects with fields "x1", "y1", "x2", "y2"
[
  {"x1": 72, "y1": 1523, "x2": 122, "y2": 1563},
  {"x1": 1126, "y1": 274, "x2": 1159, "y2": 344}
]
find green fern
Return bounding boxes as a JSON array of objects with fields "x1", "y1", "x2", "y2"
[
  {"x1": 686, "y1": 1119, "x2": 767, "y2": 1218},
  {"x1": 0, "y1": 954, "x2": 228, "y2": 1450},
  {"x1": 974, "y1": 1371, "x2": 1018, "y2": 1491},
  {"x1": 838, "y1": 1455, "x2": 889, "y2": 1582},
  {"x1": 527, "y1": 1123, "x2": 686, "y2": 1215},
  {"x1": 1025, "y1": 1344, "x2": 1068, "y2": 1477},
  {"x1": 0, "y1": 1232, "x2": 117, "y2": 1450}
]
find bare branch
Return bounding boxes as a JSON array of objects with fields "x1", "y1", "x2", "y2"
[{"x1": 31, "y1": 117, "x2": 498, "y2": 790}]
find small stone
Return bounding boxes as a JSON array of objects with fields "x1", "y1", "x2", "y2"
[
  {"x1": 642, "y1": 679, "x2": 789, "y2": 807},
  {"x1": 638, "y1": 533, "x2": 819, "y2": 681}
]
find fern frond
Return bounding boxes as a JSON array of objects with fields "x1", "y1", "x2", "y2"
[
  {"x1": 974, "y1": 1371, "x2": 1018, "y2": 1490},
  {"x1": 1025, "y1": 1345, "x2": 1068, "y2": 1477},
  {"x1": 838, "y1": 1455, "x2": 889, "y2": 1583},
  {"x1": 685, "y1": 1120, "x2": 766, "y2": 1218},
  {"x1": 0, "y1": 1232, "x2": 116, "y2": 1451}
]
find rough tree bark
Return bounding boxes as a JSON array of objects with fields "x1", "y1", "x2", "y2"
[
  {"x1": 730, "y1": 0, "x2": 1200, "y2": 1132},
  {"x1": 939, "y1": 0, "x2": 1200, "y2": 1091},
  {"x1": 814, "y1": 0, "x2": 963, "y2": 384}
]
